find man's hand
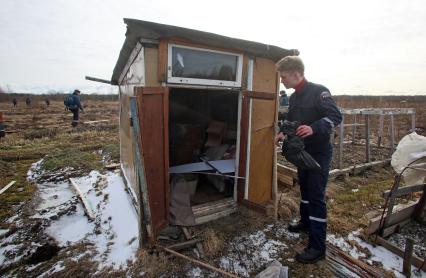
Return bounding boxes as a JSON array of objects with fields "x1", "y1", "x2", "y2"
[
  {"x1": 295, "y1": 125, "x2": 313, "y2": 138},
  {"x1": 274, "y1": 132, "x2": 285, "y2": 146}
]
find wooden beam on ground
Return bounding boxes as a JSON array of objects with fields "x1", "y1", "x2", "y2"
[
  {"x1": 69, "y1": 178, "x2": 95, "y2": 220},
  {"x1": 380, "y1": 218, "x2": 411, "y2": 238},
  {"x1": 166, "y1": 239, "x2": 204, "y2": 251},
  {"x1": 340, "y1": 108, "x2": 416, "y2": 115},
  {"x1": 329, "y1": 159, "x2": 391, "y2": 178},
  {"x1": 365, "y1": 201, "x2": 417, "y2": 235},
  {"x1": 373, "y1": 236, "x2": 426, "y2": 272},
  {"x1": 157, "y1": 245, "x2": 240, "y2": 278},
  {"x1": 182, "y1": 227, "x2": 204, "y2": 258},
  {"x1": 383, "y1": 184, "x2": 426, "y2": 198},
  {"x1": 105, "y1": 163, "x2": 121, "y2": 170},
  {"x1": 83, "y1": 120, "x2": 110, "y2": 124},
  {"x1": 0, "y1": 181, "x2": 16, "y2": 195}
]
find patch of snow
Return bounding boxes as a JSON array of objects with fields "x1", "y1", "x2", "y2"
[
  {"x1": 327, "y1": 234, "x2": 365, "y2": 259},
  {"x1": 0, "y1": 229, "x2": 8, "y2": 237},
  {"x1": 92, "y1": 173, "x2": 139, "y2": 268},
  {"x1": 39, "y1": 261, "x2": 65, "y2": 278},
  {"x1": 187, "y1": 267, "x2": 203, "y2": 277},
  {"x1": 27, "y1": 158, "x2": 44, "y2": 180},
  {"x1": 46, "y1": 205, "x2": 94, "y2": 245},
  {"x1": 0, "y1": 244, "x2": 24, "y2": 266},
  {"x1": 217, "y1": 228, "x2": 287, "y2": 277},
  {"x1": 25, "y1": 262, "x2": 43, "y2": 272},
  {"x1": 36, "y1": 170, "x2": 139, "y2": 270}
]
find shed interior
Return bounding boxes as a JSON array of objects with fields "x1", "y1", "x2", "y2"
[{"x1": 169, "y1": 88, "x2": 239, "y2": 207}]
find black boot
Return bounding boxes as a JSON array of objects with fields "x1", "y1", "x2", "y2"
[
  {"x1": 288, "y1": 222, "x2": 309, "y2": 233},
  {"x1": 295, "y1": 247, "x2": 325, "y2": 263}
]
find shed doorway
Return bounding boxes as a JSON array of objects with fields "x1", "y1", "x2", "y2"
[{"x1": 168, "y1": 88, "x2": 240, "y2": 224}]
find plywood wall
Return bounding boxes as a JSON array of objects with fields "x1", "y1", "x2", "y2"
[
  {"x1": 144, "y1": 47, "x2": 160, "y2": 87},
  {"x1": 252, "y1": 57, "x2": 279, "y2": 93}
]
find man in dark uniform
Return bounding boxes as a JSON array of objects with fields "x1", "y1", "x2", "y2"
[
  {"x1": 66, "y1": 89, "x2": 84, "y2": 127},
  {"x1": 275, "y1": 56, "x2": 342, "y2": 263}
]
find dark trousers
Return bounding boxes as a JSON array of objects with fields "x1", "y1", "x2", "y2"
[
  {"x1": 70, "y1": 108, "x2": 79, "y2": 127},
  {"x1": 297, "y1": 144, "x2": 332, "y2": 252}
]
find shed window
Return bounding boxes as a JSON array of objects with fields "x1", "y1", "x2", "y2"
[{"x1": 167, "y1": 44, "x2": 243, "y2": 87}]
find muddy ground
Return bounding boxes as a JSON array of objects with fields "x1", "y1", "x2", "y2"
[{"x1": 0, "y1": 95, "x2": 425, "y2": 277}]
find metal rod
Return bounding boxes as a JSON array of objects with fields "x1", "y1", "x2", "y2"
[{"x1": 85, "y1": 76, "x2": 112, "y2": 84}]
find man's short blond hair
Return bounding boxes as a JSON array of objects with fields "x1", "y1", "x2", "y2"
[{"x1": 276, "y1": 56, "x2": 304, "y2": 75}]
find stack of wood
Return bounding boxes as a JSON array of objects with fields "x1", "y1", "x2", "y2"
[{"x1": 364, "y1": 175, "x2": 426, "y2": 273}]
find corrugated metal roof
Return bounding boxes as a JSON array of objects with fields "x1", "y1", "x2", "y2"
[{"x1": 111, "y1": 18, "x2": 298, "y2": 84}]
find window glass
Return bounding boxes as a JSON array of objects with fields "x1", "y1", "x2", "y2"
[{"x1": 171, "y1": 46, "x2": 238, "y2": 81}]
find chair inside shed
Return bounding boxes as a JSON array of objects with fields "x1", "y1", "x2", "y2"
[{"x1": 169, "y1": 88, "x2": 239, "y2": 206}]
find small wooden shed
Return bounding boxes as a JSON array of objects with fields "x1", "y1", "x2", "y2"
[{"x1": 111, "y1": 19, "x2": 298, "y2": 244}]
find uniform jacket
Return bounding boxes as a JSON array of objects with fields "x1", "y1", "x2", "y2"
[
  {"x1": 71, "y1": 95, "x2": 83, "y2": 110},
  {"x1": 282, "y1": 81, "x2": 342, "y2": 152}
]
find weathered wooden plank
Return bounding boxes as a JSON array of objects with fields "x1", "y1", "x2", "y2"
[
  {"x1": 83, "y1": 120, "x2": 110, "y2": 124},
  {"x1": 194, "y1": 206, "x2": 238, "y2": 225},
  {"x1": 381, "y1": 218, "x2": 411, "y2": 237},
  {"x1": 329, "y1": 159, "x2": 391, "y2": 177},
  {"x1": 0, "y1": 181, "x2": 16, "y2": 195},
  {"x1": 365, "y1": 202, "x2": 417, "y2": 235},
  {"x1": 166, "y1": 239, "x2": 204, "y2": 251},
  {"x1": 383, "y1": 184, "x2": 426, "y2": 198},
  {"x1": 340, "y1": 108, "x2": 416, "y2": 115},
  {"x1": 69, "y1": 178, "x2": 95, "y2": 220}
]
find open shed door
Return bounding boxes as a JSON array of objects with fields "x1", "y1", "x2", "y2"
[
  {"x1": 132, "y1": 87, "x2": 169, "y2": 244},
  {"x1": 238, "y1": 91, "x2": 277, "y2": 212}
]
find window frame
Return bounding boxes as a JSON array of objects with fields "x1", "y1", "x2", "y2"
[{"x1": 167, "y1": 43, "x2": 243, "y2": 87}]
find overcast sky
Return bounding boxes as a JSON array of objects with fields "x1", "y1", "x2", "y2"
[{"x1": 1, "y1": 0, "x2": 425, "y2": 95}]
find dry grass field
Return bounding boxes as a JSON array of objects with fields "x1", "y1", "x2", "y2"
[{"x1": 0, "y1": 94, "x2": 424, "y2": 277}]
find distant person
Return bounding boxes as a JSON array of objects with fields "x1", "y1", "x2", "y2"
[
  {"x1": 45, "y1": 98, "x2": 50, "y2": 107},
  {"x1": 25, "y1": 97, "x2": 31, "y2": 107},
  {"x1": 64, "y1": 89, "x2": 84, "y2": 127},
  {"x1": 12, "y1": 98, "x2": 17, "y2": 108},
  {"x1": 279, "y1": 90, "x2": 289, "y2": 107}
]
